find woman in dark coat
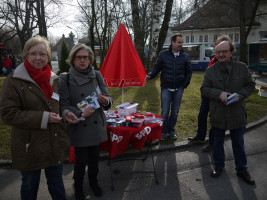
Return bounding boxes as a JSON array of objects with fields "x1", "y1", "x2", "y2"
[
  {"x1": 0, "y1": 36, "x2": 72, "y2": 200},
  {"x1": 59, "y1": 43, "x2": 112, "y2": 199}
]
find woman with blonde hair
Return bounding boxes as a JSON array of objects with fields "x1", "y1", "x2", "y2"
[{"x1": 0, "y1": 35, "x2": 74, "y2": 200}]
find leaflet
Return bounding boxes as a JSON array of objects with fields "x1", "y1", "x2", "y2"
[
  {"x1": 225, "y1": 93, "x2": 238, "y2": 105},
  {"x1": 77, "y1": 92, "x2": 100, "y2": 112}
]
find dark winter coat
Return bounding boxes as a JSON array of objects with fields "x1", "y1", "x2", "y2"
[
  {"x1": 0, "y1": 63, "x2": 70, "y2": 171},
  {"x1": 59, "y1": 66, "x2": 112, "y2": 147},
  {"x1": 201, "y1": 59, "x2": 255, "y2": 130},
  {"x1": 149, "y1": 45, "x2": 192, "y2": 89}
]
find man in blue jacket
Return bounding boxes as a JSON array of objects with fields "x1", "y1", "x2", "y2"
[{"x1": 146, "y1": 33, "x2": 192, "y2": 141}]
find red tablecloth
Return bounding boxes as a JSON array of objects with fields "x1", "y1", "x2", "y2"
[
  {"x1": 100, "y1": 122, "x2": 163, "y2": 158},
  {"x1": 68, "y1": 121, "x2": 163, "y2": 161}
]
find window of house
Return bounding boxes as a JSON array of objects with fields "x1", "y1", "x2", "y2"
[
  {"x1": 214, "y1": 34, "x2": 218, "y2": 43},
  {"x1": 191, "y1": 35, "x2": 194, "y2": 43},
  {"x1": 259, "y1": 31, "x2": 267, "y2": 41},
  {"x1": 204, "y1": 35, "x2": 208, "y2": 42},
  {"x1": 199, "y1": 35, "x2": 203, "y2": 43},
  {"x1": 186, "y1": 36, "x2": 189, "y2": 43},
  {"x1": 229, "y1": 34, "x2": 233, "y2": 41},
  {"x1": 234, "y1": 33, "x2": 239, "y2": 42}
]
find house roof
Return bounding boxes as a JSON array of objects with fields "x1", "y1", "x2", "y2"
[
  {"x1": 171, "y1": 0, "x2": 261, "y2": 31},
  {"x1": 51, "y1": 36, "x2": 74, "y2": 51}
]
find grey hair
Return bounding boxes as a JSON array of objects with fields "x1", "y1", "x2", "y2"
[{"x1": 67, "y1": 43, "x2": 94, "y2": 65}]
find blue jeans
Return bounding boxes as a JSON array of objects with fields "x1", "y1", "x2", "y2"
[
  {"x1": 196, "y1": 96, "x2": 214, "y2": 145},
  {"x1": 212, "y1": 126, "x2": 247, "y2": 172},
  {"x1": 161, "y1": 87, "x2": 184, "y2": 137},
  {"x1": 20, "y1": 165, "x2": 66, "y2": 200}
]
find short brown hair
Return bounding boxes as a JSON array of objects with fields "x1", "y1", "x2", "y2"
[
  {"x1": 22, "y1": 35, "x2": 51, "y2": 61},
  {"x1": 67, "y1": 43, "x2": 94, "y2": 66},
  {"x1": 171, "y1": 33, "x2": 183, "y2": 42}
]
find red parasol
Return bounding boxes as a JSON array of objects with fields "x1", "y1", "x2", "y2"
[{"x1": 100, "y1": 24, "x2": 147, "y2": 102}]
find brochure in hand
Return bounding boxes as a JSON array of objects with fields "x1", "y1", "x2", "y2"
[
  {"x1": 77, "y1": 92, "x2": 100, "y2": 112},
  {"x1": 225, "y1": 93, "x2": 238, "y2": 105}
]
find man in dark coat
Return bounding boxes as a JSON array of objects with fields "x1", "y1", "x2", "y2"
[
  {"x1": 201, "y1": 41, "x2": 255, "y2": 185},
  {"x1": 146, "y1": 33, "x2": 192, "y2": 141}
]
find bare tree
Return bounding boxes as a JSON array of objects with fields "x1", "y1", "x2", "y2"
[
  {"x1": 238, "y1": 0, "x2": 260, "y2": 63},
  {"x1": 0, "y1": 0, "x2": 66, "y2": 49},
  {"x1": 130, "y1": 0, "x2": 151, "y2": 64},
  {"x1": 35, "y1": 0, "x2": 47, "y2": 37},
  {"x1": 156, "y1": 0, "x2": 173, "y2": 57},
  {"x1": 78, "y1": 0, "x2": 122, "y2": 67},
  {"x1": 4, "y1": 0, "x2": 37, "y2": 49},
  {"x1": 90, "y1": 0, "x2": 96, "y2": 67},
  {"x1": 148, "y1": 0, "x2": 164, "y2": 69},
  {"x1": 147, "y1": 0, "x2": 176, "y2": 71},
  {"x1": 76, "y1": 0, "x2": 178, "y2": 70}
]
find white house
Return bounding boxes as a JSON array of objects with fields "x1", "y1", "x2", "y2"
[{"x1": 169, "y1": 0, "x2": 267, "y2": 47}]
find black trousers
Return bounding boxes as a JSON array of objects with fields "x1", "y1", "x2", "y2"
[{"x1": 73, "y1": 145, "x2": 100, "y2": 187}]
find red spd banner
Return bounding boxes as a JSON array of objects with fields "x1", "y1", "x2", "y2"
[
  {"x1": 100, "y1": 123, "x2": 163, "y2": 158},
  {"x1": 69, "y1": 122, "x2": 163, "y2": 162}
]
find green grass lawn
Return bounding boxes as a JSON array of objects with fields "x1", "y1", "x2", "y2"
[{"x1": 1, "y1": 74, "x2": 267, "y2": 159}]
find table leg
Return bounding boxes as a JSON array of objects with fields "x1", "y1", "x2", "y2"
[{"x1": 107, "y1": 142, "x2": 159, "y2": 190}]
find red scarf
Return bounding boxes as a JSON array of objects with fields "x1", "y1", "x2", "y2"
[
  {"x1": 24, "y1": 60, "x2": 53, "y2": 101},
  {"x1": 208, "y1": 56, "x2": 218, "y2": 67}
]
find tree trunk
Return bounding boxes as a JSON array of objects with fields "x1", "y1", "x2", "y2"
[
  {"x1": 156, "y1": 0, "x2": 173, "y2": 57},
  {"x1": 100, "y1": 0, "x2": 108, "y2": 68},
  {"x1": 16, "y1": 0, "x2": 35, "y2": 49},
  {"x1": 40, "y1": 0, "x2": 47, "y2": 37},
  {"x1": 239, "y1": 0, "x2": 260, "y2": 64},
  {"x1": 239, "y1": 0, "x2": 247, "y2": 64},
  {"x1": 148, "y1": 0, "x2": 164, "y2": 71},
  {"x1": 90, "y1": 0, "x2": 97, "y2": 67},
  {"x1": 131, "y1": 0, "x2": 145, "y2": 63}
]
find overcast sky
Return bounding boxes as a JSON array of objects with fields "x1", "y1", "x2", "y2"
[
  {"x1": 47, "y1": 1, "x2": 80, "y2": 39},
  {"x1": 47, "y1": 0, "x2": 187, "y2": 40}
]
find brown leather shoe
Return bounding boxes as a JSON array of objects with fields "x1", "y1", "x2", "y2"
[{"x1": 202, "y1": 145, "x2": 213, "y2": 152}]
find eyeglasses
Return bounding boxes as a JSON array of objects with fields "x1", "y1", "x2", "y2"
[
  {"x1": 216, "y1": 50, "x2": 230, "y2": 54},
  {"x1": 75, "y1": 56, "x2": 89, "y2": 60},
  {"x1": 28, "y1": 52, "x2": 47, "y2": 58}
]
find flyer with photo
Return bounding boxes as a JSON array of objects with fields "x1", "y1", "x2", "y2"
[{"x1": 77, "y1": 92, "x2": 100, "y2": 112}]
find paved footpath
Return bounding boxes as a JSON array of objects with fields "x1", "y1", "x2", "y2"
[{"x1": 1, "y1": 121, "x2": 267, "y2": 200}]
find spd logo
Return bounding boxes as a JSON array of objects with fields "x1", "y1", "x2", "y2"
[
  {"x1": 135, "y1": 126, "x2": 151, "y2": 139},
  {"x1": 110, "y1": 131, "x2": 123, "y2": 143}
]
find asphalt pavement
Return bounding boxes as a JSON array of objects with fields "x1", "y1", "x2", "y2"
[
  {"x1": 0, "y1": 120, "x2": 267, "y2": 200},
  {"x1": 0, "y1": 71, "x2": 267, "y2": 200}
]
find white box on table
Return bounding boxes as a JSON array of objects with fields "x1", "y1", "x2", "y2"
[
  {"x1": 258, "y1": 89, "x2": 267, "y2": 97},
  {"x1": 116, "y1": 102, "x2": 138, "y2": 116}
]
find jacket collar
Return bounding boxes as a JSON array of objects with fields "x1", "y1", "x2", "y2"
[
  {"x1": 168, "y1": 45, "x2": 185, "y2": 55},
  {"x1": 69, "y1": 65, "x2": 96, "y2": 86},
  {"x1": 13, "y1": 62, "x2": 57, "y2": 86}
]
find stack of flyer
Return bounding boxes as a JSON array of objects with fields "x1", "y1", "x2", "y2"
[
  {"x1": 77, "y1": 92, "x2": 100, "y2": 112},
  {"x1": 225, "y1": 93, "x2": 238, "y2": 105}
]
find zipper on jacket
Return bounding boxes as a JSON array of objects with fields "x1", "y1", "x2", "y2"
[{"x1": 173, "y1": 56, "x2": 176, "y2": 89}]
